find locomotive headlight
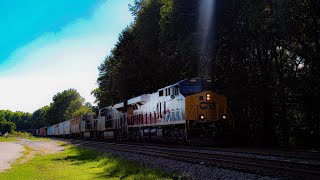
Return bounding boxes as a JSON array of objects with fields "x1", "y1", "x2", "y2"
[
  {"x1": 222, "y1": 115, "x2": 226, "y2": 119},
  {"x1": 200, "y1": 115, "x2": 205, "y2": 120},
  {"x1": 206, "y1": 93, "x2": 210, "y2": 100}
]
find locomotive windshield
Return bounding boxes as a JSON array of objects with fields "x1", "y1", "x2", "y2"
[{"x1": 179, "y1": 78, "x2": 215, "y2": 96}]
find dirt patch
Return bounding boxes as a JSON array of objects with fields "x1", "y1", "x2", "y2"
[
  {"x1": 17, "y1": 139, "x2": 65, "y2": 154},
  {"x1": 0, "y1": 142, "x2": 24, "y2": 172},
  {"x1": 0, "y1": 139, "x2": 67, "y2": 173},
  {"x1": 14, "y1": 139, "x2": 66, "y2": 164}
]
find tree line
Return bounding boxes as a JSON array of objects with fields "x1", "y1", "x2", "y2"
[
  {"x1": 93, "y1": 0, "x2": 319, "y2": 146},
  {"x1": 0, "y1": 89, "x2": 93, "y2": 133}
]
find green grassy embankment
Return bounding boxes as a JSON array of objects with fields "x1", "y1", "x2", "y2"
[
  {"x1": 0, "y1": 136, "x2": 51, "y2": 142},
  {"x1": 0, "y1": 143, "x2": 176, "y2": 180},
  {"x1": 0, "y1": 136, "x2": 18, "y2": 142},
  {"x1": 0, "y1": 132, "x2": 51, "y2": 142}
]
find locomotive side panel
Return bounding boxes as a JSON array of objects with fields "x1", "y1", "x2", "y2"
[
  {"x1": 128, "y1": 84, "x2": 185, "y2": 128},
  {"x1": 126, "y1": 84, "x2": 186, "y2": 141},
  {"x1": 97, "y1": 116, "x2": 106, "y2": 132},
  {"x1": 106, "y1": 108, "x2": 114, "y2": 130}
]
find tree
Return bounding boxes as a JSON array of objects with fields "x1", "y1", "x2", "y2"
[
  {"x1": 1, "y1": 89, "x2": 90, "y2": 130},
  {"x1": 72, "y1": 106, "x2": 93, "y2": 118},
  {"x1": 0, "y1": 120, "x2": 16, "y2": 134},
  {"x1": 47, "y1": 89, "x2": 85, "y2": 124},
  {"x1": 0, "y1": 110, "x2": 31, "y2": 130},
  {"x1": 64, "y1": 98, "x2": 84, "y2": 120},
  {"x1": 30, "y1": 106, "x2": 49, "y2": 128}
]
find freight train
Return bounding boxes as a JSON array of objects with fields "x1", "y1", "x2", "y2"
[{"x1": 35, "y1": 78, "x2": 234, "y2": 144}]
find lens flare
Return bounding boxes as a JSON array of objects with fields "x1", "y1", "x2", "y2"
[{"x1": 198, "y1": 0, "x2": 216, "y2": 78}]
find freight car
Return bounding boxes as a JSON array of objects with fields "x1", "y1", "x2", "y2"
[
  {"x1": 39, "y1": 127, "x2": 47, "y2": 137},
  {"x1": 42, "y1": 78, "x2": 234, "y2": 144},
  {"x1": 70, "y1": 118, "x2": 81, "y2": 137}
]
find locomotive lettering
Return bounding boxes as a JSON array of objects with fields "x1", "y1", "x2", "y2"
[{"x1": 200, "y1": 102, "x2": 216, "y2": 109}]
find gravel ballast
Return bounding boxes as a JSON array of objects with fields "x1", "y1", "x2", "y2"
[{"x1": 79, "y1": 144, "x2": 284, "y2": 179}]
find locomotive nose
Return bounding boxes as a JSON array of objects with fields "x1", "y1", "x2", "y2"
[{"x1": 186, "y1": 91, "x2": 228, "y2": 122}]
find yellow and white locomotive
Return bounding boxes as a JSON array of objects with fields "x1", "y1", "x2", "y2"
[{"x1": 89, "y1": 77, "x2": 234, "y2": 144}]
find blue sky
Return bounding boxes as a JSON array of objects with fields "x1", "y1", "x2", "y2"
[{"x1": 0, "y1": 0, "x2": 134, "y2": 112}]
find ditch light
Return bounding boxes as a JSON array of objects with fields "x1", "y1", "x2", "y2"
[{"x1": 206, "y1": 93, "x2": 210, "y2": 101}]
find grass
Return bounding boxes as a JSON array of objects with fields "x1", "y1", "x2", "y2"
[
  {"x1": 0, "y1": 136, "x2": 18, "y2": 142},
  {"x1": 0, "y1": 144, "x2": 178, "y2": 180}
]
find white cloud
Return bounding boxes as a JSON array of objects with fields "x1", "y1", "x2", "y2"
[{"x1": 0, "y1": 0, "x2": 133, "y2": 112}]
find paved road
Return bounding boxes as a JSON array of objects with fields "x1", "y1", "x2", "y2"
[{"x1": 0, "y1": 142, "x2": 24, "y2": 172}]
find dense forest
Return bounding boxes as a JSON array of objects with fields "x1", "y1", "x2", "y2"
[
  {"x1": 93, "y1": 0, "x2": 319, "y2": 146},
  {"x1": 0, "y1": 89, "x2": 92, "y2": 134}
]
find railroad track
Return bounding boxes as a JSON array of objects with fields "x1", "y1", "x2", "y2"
[{"x1": 69, "y1": 139, "x2": 320, "y2": 179}]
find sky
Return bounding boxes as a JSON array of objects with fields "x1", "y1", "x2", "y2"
[{"x1": 0, "y1": 0, "x2": 134, "y2": 113}]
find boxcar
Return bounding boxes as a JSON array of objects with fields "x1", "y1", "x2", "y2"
[
  {"x1": 54, "y1": 124, "x2": 59, "y2": 136},
  {"x1": 70, "y1": 118, "x2": 81, "y2": 137},
  {"x1": 39, "y1": 127, "x2": 46, "y2": 136},
  {"x1": 58, "y1": 122, "x2": 64, "y2": 136},
  {"x1": 63, "y1": 120, "x2": 71, "y2": 137},
  {"x1": 47, "y1": 126, "x2": 53, "y2": 136}
]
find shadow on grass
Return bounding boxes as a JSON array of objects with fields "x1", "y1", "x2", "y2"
[
  {"x1": 52, "y1": 146, "x2": 178, "y2": 179},
  {"x1": 54, "y1": 146, "x2": 100, "y2": 163},
  {"x1": 95, "y1": 157, "x2": 174, "y2": 179},
  {"x1": 59, "y1": 143, "x2": 70, "y2": 147}
]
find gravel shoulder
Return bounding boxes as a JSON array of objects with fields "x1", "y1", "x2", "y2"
[
  {"x1": 0, "y1": 142, "x2": 24, "y2": 172},
  {"x1": 16, "y1": 139, "x2": 65, "y2": 154},
  {"x1": 0, "y1": 139, "x2": 65, "y2": 172}
]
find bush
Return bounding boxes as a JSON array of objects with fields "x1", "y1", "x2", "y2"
[{"x1": 12, "y1": 131, "x2": 32, "y2": 138}]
